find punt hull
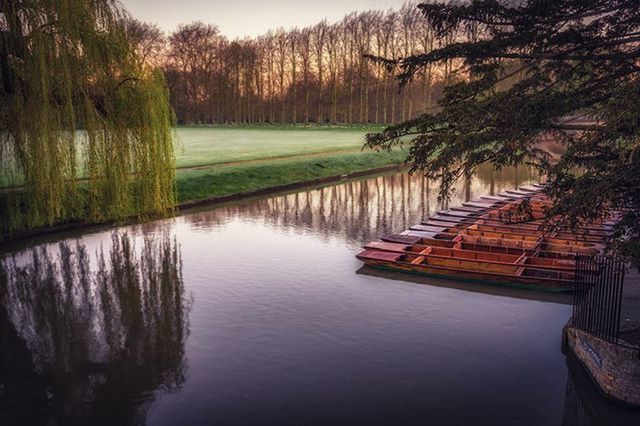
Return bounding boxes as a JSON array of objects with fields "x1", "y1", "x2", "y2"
[{"x1": 357, "y1": 255, "x2": 573, "y2": 292}]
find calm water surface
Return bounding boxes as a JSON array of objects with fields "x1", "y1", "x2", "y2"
[{"x1": 1, "y1": 167, "x2": 637, "y2": 425}]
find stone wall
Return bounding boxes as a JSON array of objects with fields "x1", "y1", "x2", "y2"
[{"x1": 565, "y1": 325, "x2": 640, "y2": 407}]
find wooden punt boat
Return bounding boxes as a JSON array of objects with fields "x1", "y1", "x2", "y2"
[
  {"x1": 540, "y1": 241, "x2": 598, "y2": 254},
  {"x1": 499, "y1": 191, "x2": 531, "y2": 198},
  {"x1": 382, "y1": 234, "x2": 459, "y2": 248},
  {"x1": 409, "y1": 224, "x2": 455, "y2": 233},
  {"x1": 426, "y1": 214, "x2": 611, "y2": 241},
  {"x1": 381, "y1": 233, "x2": 424, "y2": 245},
  {"x1": 400, "y1": 230, "x2": 439, "y2": 239},
  {"x1": 426, "y1": 214, "x2": 543, "y2": 230},
  {"x1": 459, "y1": 233, "x2": 541, "y2": 250},
  {"x1": 461, "y1": 228, "x2": 541, "y2": 243},
  {"x1": 505, "y1": 189, "x2": 539, "y2": 196},
  {"x1": 480, "y1": 195, "x2": 518, "y2": 202},
  {"x1": 450, "y1": 205, "x2": 494, "y2": 213},
  {"x1": 468, "y1": 223, "x2": 541, "y2": 236},
  {"x1": 469, "y1": 223, "x2": 605, "y2": 243},
  {"x1": 364, "y1": 242, "x2": 576, "y2": 273},
  {"x1": 462, "y1": 228, "x2": 601, "y2": 252},
  {"x1": 463, "y1": 200, "x2": 506, "y2": 208},
  {"x1": 458, "y1": 241, "x2": 574, "y2": 260},
  {"x1": 437, "y1": 210, "x2": 484, "y2": 218},
  {"x1": 384, "y1": 234, "x2": 578, "y2": 260},
  {"x1": 402, "y1": 230, "x2": 453, "y2": 240},
  {"x1": 428, "y1": 214, "x2": 478, "y2": 224},
  {"x1": 475, "y1": 215, "x2": 611, "y2": 234},
  {"x1": 423, "y1": 219, "x2": 472, "y2": 230},
  {"x1": 518, "y1": 185, "x2": 542, "y2": 192},
  {"x1": 355, "y1": 183, "x2": 617, "y2": 292},
  {"x1": 472, "y1": 218, "x2": 611, "y2": 236},
  {"x1": 356, "y1": 249, "x2": 574, "y2": 291}
]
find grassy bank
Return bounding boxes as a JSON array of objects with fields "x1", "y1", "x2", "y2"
[
  {"x1": 176, "y1": 149, "x2": 407, "y2": 203},
  {"x1": 2, "y1": 127, "x2": 406, "y2": 237}
]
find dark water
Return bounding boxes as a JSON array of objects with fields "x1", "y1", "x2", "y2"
[{"x1": 1, "y1": 167, "x2": 638, "y2": 425}]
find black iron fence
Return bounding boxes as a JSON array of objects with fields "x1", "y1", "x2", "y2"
[{"x1": 573, "y1": 255, "x2": 626, "y2": 343}]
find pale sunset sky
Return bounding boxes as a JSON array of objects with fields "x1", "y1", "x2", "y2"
[{"x1": 121, "y1": 0, "x2": 415, "y2": 38}]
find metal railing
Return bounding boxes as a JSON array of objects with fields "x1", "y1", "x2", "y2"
[{"x1": 573, "y1": 255, "x2": 626, "y2": 343}]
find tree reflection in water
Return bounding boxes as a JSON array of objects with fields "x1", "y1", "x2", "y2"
[
  {"x1": 0, "y1": 232, "x2": 191, "y2": 425},
  {"x1": 184, "y1": 164, "x2": 539, "y2": 244}
]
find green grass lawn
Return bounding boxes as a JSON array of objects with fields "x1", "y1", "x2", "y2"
[
  {"x1": 2, "y1": 126, "x2": 408, "y2": 231},
  {"x1": 174, "y1": 125, "x2": 383, "y2": 168},
  {"x1": 176, "y1": 149, "x2": 407, "y2": 203},
  {"x1": 173, "y1": 125, "x2": 407, "y2": 203}
]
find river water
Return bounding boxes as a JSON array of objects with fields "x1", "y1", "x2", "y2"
[{"x1": 1, "y1": 167, "x2": 637, "y2": 425}]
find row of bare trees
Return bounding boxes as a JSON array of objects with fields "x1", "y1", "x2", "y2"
[{"x1": 128, "y1": 2, "x2": 458, "y2": 125}]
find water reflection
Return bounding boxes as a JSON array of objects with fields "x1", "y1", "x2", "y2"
[
  {"x1": 562, "y1": 353, "x2": 639, "y2": 426},
  {"x1": 184, "y1": 164, "x2": 539, "y2": 245},
  {"x1": 0, "y1": 233, "x2": 190, "y2": 425}
]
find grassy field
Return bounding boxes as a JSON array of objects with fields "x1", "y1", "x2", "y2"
[
  {"x1": 174, "y1": 125, "x2": 383, "y2": 168},
  {"x1": 2, "y1": 126, "x2": 408, "y2": 221},
  {"x1": 172, "y1": 125, "x2": 406, "y2": 203},
  {"x1": 176, "y1": 149, "x2": 406, "y2": 202}
]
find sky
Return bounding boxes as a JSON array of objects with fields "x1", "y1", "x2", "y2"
[{"x1": 120, "y1": 0, "x2": 414, "y2": 38}]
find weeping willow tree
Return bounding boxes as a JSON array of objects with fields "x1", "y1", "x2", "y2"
[{"x1": 0, "y1": 0, "x2": 175, "y2": 236}]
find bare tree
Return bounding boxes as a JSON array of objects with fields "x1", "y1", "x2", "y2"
[
  {"x1": 125, "y1": 19, "x2": 166, "y2": 68},
  {"x1": 298, "y1": 28, "x2": 313, "y2": 123},
  {"x1": 400, "y1": 3, "x2": 420, "y2": 121},
  {"x1": 288, "y1": 28, "x2": 299, "y2": 124},
  {"x1": 160, "y1": 3, "x2": 457, "y2": 125},
  {"x1": 274, "y1": 28, "x2": 288, "y2": 123},
  {"x1": 325, "y1": 24, "x2": 340, "y2": 123},
  {"x1": 311, "y1": 21, "x2": 327, "y2": 123},
  {"x1": 166, "y1": 22, "x2": 222, "y2": 123}
]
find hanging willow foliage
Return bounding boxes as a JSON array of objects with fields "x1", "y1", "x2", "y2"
[{"x1": 0, "y1": 0, "x2": 176, "y2": 236}]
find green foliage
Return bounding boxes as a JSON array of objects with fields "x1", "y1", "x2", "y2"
[
  {"x1": 0, "y1": 0, "x2": 175, "y2": 235},
  {"x1": 366, "y1": 0, "x2": 640, "y2": 260}
]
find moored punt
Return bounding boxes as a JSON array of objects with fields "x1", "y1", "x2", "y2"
[
  {"x1": 461, "y1": 228, "x2": 541, "y2": 243},
  {"x1": 480, "y1": 195, "x2": 518, "y2": 202},
  {"x1": 505, "y1": 189, "x2": 541, "y2": 196},
  {"x1": 472, "y1": 218, "x2": 611, "y2": 236},
  {"x1": 469, "y1": 223, "x2": 606, "y2": 244},
  {"x1": 437, "y1": 210, "x2": 484, "y2": 218},
  {"x1": 402, "y1": 230, "x2": 459, "y2": 241},
  {"x1": 356, "y1": 249, "x2": 574, "y2": 291},
  {"x1": 426, "y1": 214, "x2": 542, "y2": 229},
  {"x1": 381, "y1": 233, "x2": 424, "y2": 245},
  {"x1": 463, "y1": 200, "x2": 507, "y2": 208},
  {"x1": 409, "y1": 224, "x2": 455, "y2": 233},
  {"x1": 355, "y1": 183, "x2": 619, "y2": 292},
  {"x1": 428, "y1": 214, "x2": 478, "y2": 224},
  {"x1": 518, "y1": 185, "x2": 542, "y2": 192},
  {"x1": 363, "y1": 242, "x2": 576, "y2": 273},
  {"x1": 450, "y1": 205, "x2": 493, "y2": 214},
  {"x1": 423, "y1": 219, "x2": 471, "y2": 230},
  {"x1": 499, "y1": 191, "x2": 531, "y2": 198}
]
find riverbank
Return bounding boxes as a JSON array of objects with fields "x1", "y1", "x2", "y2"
[
  {"x1": 562, "y1": 267, "x2": 640, "y2": 407},
  {"x1": 176, "y1": 149, "x2": 406, "y2": 203},
  {"x1": 2, "y1": 126, "x2": 407, "y2": 239},
  {"x1": 1, "y1": 150, "x2": 407, "y2": 243}
]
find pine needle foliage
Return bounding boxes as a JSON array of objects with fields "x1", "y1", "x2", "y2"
[
  {"x1": 0, "y1": 0, "x2": 176, "y2": 235},
  {"x1": 366, "y1": 0, "x2": 640, "y2": 260}
]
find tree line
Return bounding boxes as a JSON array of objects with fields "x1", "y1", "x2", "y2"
[{"x1": 127, "y1": 2, "x2": 457, "y2": 125}]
